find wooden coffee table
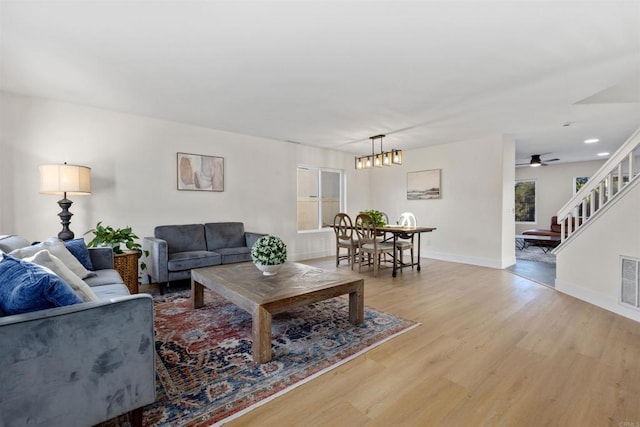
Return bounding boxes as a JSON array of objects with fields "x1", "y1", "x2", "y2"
[{"x1": 191, "y1": 262, "x2": 364, "y2": 363}]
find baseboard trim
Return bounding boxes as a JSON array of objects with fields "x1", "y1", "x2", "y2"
[
  {"x1": 291, "y1": 251, "x2": 333, "y2": 262},
  {"x1": 295, "y1": 251, "x2": 508, "y2": 270},
  {"x1": 555, "y1": 278, "x2": 640, "y2": 322},
  {"x1": 426, "y1": 251, "x2": 504, "y2": 269}
]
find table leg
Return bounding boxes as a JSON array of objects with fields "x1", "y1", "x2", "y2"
[
  {"x1": 252, "y1": 306, "x2": 272, "y2": 363},
  {"x1": 349, "y1": 282, "x2": 364, "y2": 325},
  {"x1": 392, "y1": 232, "x2": 398, "y2": 277},
  {"x1": 192, "y1": 280, "x2": 204, "y2": 309},
  {"x1": 416, "y1": 232, "x2": 422, "y2": 272}
]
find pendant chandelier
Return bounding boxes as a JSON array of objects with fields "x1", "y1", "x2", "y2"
[{"x1": 354, "y1": 134, "x2": 402, "y2": 170}]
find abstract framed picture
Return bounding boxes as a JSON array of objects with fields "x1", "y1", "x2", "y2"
[
  {"x1": 177, "y1": 152, "x2": 224, "y2": 192},
  {"x1": 407, "y1": 169, "x2": 441, "y2": 200}
]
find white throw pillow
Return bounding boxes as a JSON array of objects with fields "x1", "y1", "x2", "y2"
[
  {"x1": 23, "y1": 250, "x2": 98, "y2": 302},
  {"x1": 10, "y1": 237, "x2": 92, "y2": 279}
]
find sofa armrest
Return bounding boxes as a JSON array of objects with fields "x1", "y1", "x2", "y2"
[
  {"x1": 89, "y1": 247, "x2": 114, "y2": 270},
  {"x1": 245, "y1": 232, "x2": 267, "y2": 249},
  {"x1": 143, "y1": 236, "x2": 168, "y2": 284},
  {"x1": 0, "y1": 295, "x2": 156, "y2": 426}
]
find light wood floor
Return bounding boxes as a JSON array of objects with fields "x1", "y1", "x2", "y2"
[{"x1": 221, "y1": 257, "x2": 640, "y2": 427}]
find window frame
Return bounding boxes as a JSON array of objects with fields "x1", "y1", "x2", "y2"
[
  {"x1": 297, "y1": 165, "x2": 345, "y2": 233},
  {"x1": 514, "y1": 179, "x2": 536, "y2": 224}
]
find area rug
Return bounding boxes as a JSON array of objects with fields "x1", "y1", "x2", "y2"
[
  {"x1": 141, "y1": 289, "x2": 418, "y2": 426},
  {"x1": 515, "y1": 244, "x2": 556, "y2": 264}
]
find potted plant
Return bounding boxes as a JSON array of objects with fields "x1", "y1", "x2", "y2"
[
  {"x1": 251, "y1": 235, "x2": 287, "y2": 276},
  {"x1": 84, "y1": 221, "x2": 149, "y2": 270},
  {"x1": 360, "y1": 209, "x2": 387, "y2": 227}
]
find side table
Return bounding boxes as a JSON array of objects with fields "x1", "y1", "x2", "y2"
[{"x1": 114, "y1": 250, "x2": 140, "y2": 294}]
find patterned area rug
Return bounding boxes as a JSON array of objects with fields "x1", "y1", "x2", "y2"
[
  {"x1": 142, "y1": 289, "x2": 418, "y2": 426},
  {"x1": 515, "y1": 244, "x2": 556, "y2": 264}
]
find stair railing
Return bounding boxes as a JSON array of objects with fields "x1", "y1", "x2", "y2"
[{"x1": 557, "y1": 126, "x2": 640, "y2": 242}]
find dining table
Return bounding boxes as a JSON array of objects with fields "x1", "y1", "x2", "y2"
[{"x1": 378, "y1": 225, "x2": 437, "y2": 277}]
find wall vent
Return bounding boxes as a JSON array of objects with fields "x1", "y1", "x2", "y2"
[{"x1": 620, "y1": 256, "x2": 640, "y2": 309}]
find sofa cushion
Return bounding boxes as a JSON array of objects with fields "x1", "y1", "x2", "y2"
[
  {"x1": 83, "y1": 269, "x2": 125, "y2": 288},
  {"x1": 215, "y1": 247, "x2": 251, "y2": 264},
  {"x1": 0, "y1": 254, "x2": 83, "y2": 315},
  {"x1": 92, "y1": 283, "x2": 131, "y2": 299},
  {"x1": 10, "y1": 237, "x2": 93, "y2": 279},
  {"x1": 167, "y1": 250, "x2": 221, "y2": 271},
  {"x1": 23, "y1": 250, "x2": 98, "y2": 302},
  {"x1": 64, "y1": 238, "x2": 94, "y2": 271},
  {"x1": 155, "y1": 224, "x2": 206, "y2": 254},
  {"x1": 205, "y1": 222, "x2": 246, "y2": 251},
  {"x1": 0, "y1": 235, "x2": 31, "y2": 253}
]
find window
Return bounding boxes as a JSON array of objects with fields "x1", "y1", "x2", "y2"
[
  {"x1": 297, "y1": 166, "x2": 343, "y2": 231},
  {"x1": 515, "y1": 180, "x2": 536, "y2": 223}
]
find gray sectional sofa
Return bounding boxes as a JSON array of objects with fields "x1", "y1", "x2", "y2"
[
  {"x1": 0, "y1": 235, "x2": 155, "y2": 427},
  {"x1": 143, "y1": 222, "x2": 264, "y2": 286}
]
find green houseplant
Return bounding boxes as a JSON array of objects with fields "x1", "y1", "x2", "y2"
[
  {"x1": 251, "y1": 235, "x2": 287, "y2": 276},
  {"x1": 360, "y1": 209, "x2": 387, "y2": 227},
  {"x1": 85, "y1": 221, "x2": 148, "y2": 270}
]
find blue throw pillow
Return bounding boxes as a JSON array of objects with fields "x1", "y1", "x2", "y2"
[
  {"x1": 0, "y1": 255, "x2": 83, "y2": 315},
  {"x1": 64, "y1": 238, "x2": 94, "y2": 271}
]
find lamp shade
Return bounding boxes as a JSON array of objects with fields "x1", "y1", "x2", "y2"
[{"x1": 39, "y1": 164, "x2": 91, "y2": 195}]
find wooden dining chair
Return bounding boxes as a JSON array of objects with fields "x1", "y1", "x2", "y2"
[
  {"x1": 333, "y1": 213, "x2": 358, "y2": 269},
  {"x1": 396, "y1": 212, "x2": 417, "y2": 270},
  {"x1": 355, "y1": 213, "x2": 394, "y2": 276}
]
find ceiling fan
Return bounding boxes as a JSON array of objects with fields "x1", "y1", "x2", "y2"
[{"x1": 517, "y1": 154, "x2": 560, "y2": 167}]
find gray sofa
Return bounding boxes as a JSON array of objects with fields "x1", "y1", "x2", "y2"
[
  {"x1": 0, "y1": 235, "x2": 156, "y2": 427},
  {"x1": 143, "y1": 222, "x2": 264, "y2": 286}
]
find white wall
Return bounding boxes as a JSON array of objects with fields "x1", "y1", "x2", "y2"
[
  {"x1": 0, "y1": 92, "x2": 351, "y2": 261},
  {"x1": 360, "y1": 134, "x2": 516, "y2": 268},
  {"x1": 515, "y1": 159, "x2": 605, "y2": 234},
  {"x1": 1, "y1": 92, "x2": 514, "y2": 269},
  {"x1": 555, "y1": 179, "x2": 640, "y2": 321},
  {"x1": 501, "y1": 139, "x2": 516, "y2": 266}
]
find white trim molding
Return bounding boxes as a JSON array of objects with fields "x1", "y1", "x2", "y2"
[{"x1": 556, "y1": 278, "x2": 640, "y2": 323}]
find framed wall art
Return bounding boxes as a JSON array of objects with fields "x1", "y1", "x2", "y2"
[
  {"x1": 407, "y1": 169, "x2": 441, "y2": 200},
  {"x1": 177, "y1": 152, "x2": 224, "y2": 192}
]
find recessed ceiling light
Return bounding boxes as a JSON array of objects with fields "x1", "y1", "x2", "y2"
[
  {"x1": 597, "y1": 152, "x2": 610, "y2": 156},
  {"x1": 584, "y1": 138, "x2": 599, "y2": 144}
]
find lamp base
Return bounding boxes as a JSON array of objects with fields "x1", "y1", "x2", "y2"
[{"x1": 57, "y1": 197, "x2": 75, "y2": 241}]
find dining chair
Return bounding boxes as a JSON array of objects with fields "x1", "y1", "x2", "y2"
[
  {"x1": 396, "y1": 212, "x2": 417, "y2": 270},
  {"x1": 355, "y1": 213, "x2": 394, "y2": 276},
  {"x1": 333, "y1": 213, "x2": 358, "y2": 269}
]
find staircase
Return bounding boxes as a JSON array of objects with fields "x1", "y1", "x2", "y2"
[
  {"x1": 554, "y1": 126, "x2": 640, "y2": 249},
  {"x1": 552, "y1": 126, "x2": 640, "y2": 322}
]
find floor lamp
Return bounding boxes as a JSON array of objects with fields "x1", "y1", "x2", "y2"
[{"x1": 39, "y1": 163, "x2": 91, "y2": 241}]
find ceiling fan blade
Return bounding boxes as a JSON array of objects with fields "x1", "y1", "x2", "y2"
[{"x1": 543, "y1": 158, "x2": 560, "y2": 162}]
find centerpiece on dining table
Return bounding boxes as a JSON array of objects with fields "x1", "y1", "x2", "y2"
[
  {"x1": 359, "y1": 209, "x2": 387, "y2": 228},
  {"x1": 251, "y1": 235, "x2": 287, "y2": 276}
]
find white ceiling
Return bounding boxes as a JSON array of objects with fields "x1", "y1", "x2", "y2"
[{"x1": 2, "y1": 1, "x2": 639, "y2": 165}]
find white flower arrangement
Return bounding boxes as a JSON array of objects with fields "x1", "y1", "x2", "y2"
[{"x1": 251, "y1": 235, "x2": 287, "y2": 266}]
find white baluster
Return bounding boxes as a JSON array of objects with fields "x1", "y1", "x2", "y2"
[
  {"x1": 598, "y1": 181, "x2": 604, "y2": 210},
  {"x1": 618, "y1": 162, "x2": 623, "y2": 194}
]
